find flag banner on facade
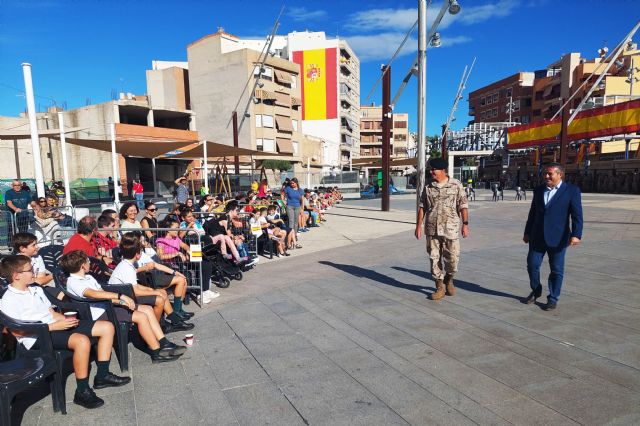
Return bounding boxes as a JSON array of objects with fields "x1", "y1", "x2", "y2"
[
  {"x1": 291, "y1": 48, "x2": 337, "y2": 120},
  {"x1": 507, "y1": 99, "x2": 640, "y2": 149}
]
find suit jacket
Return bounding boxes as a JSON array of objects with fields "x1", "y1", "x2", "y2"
[{"x1": 524, "y1": 181, "x2": 583, "y2": 248}]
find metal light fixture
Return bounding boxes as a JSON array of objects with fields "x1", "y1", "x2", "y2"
[
  {"x1": 448, "y1": 0, "x2": 461, "y2": 15},
  {"x1": 430, "y1": 32, "x2": 442, "y2": 48}
]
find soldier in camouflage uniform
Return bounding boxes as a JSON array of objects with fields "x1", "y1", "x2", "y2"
[{"x1": 415, "y1": 158, "x2": 469, "y2": 300}]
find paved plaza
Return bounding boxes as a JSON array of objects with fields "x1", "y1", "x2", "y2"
[{"x1": 18, "y1": 191, "x2": 640, "y2": 425}]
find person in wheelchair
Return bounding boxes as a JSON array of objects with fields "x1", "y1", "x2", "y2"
[{"x1": 0, "y1": 254, "x2": 130, "y2": 409}]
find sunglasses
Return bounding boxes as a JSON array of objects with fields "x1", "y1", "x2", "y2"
[{"x1": 147, "y1": 208, "x2": 157, "y2": 212}]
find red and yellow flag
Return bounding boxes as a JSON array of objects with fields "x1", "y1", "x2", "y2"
[
  {"x1": 507, "y1": 99, "x2": 640, "y2": 149},
  {"x1": 292, "y1": 48, "x2": 337, "y2": 120}
]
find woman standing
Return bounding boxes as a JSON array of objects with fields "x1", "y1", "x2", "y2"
[
  {"x1": 281, "y1": 178, "x2": 304, "y2": 247},
  {"x1": 132, "y1": 180, "x2": 144, "y2": 210}
]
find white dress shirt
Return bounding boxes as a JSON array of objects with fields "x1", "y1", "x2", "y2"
[
  {"x1": 0, "y1": 285, "x2": 54, "y2": 349},
  {"x1": 66, "y1": 273, "x2": 107, "y2": 320},
  {"x1": 544, "y1": 180, "x2": 563, "y2": 205}
]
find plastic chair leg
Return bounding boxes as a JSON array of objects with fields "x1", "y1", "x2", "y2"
[
  {"x1": 115, "y1": 324, "x2": 130, "y2": 373},
  {"x1": 0, "y1": 387, "x2": 13, "y2": 426}
]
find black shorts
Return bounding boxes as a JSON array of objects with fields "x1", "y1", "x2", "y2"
[
  {"x1": 97, "y1": 306, "x2": 133, "y2": 323},
  {"x1": 150, "y1": 271, "x2": 174, "y2": 288},
  {"x1": 136, "y1": 295, "x2": 157, "y2": 307},
  {"x1": 33, "y1": 320, "x2": 96, "y2": 350}
]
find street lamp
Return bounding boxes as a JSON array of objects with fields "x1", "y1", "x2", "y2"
[
  {"x1": 449, "y1": 0, "x2": 461, "y2": 15},
  {"x1": 430, "y1": 32, "x2": 442, "y2": 48}
]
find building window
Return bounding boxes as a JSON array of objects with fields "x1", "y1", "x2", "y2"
[
  {"x1": 256, "y1": 138, "x2": 263, "y2": 151},
  {"x1": 480, "y1": 97, "x2": 486, "y2": 106},
  {"x1": 292, "y1": 119, "x2": 298, "y2": 131},
  {"x1": 292, "y1": 141, "x2": 299, "y2": 154},
  {"x1": 255, "y1": 114, "x2": 262, "y2": 128},
  {"x1": 492, "y1": 108, "x2": 498, "y2": 117},
  {"x1": 513, "y1": 99, "x2": 521, "y2": 111},
  {"x1": 487, "y1": 96, "x2": 492, "y2": 105},
  {"x1": 253, "y1": 65, "x2": 273, "y2": 81},
  {"x1": 492, "y1": 93, "x2": 498, "y2": 103},
  {"x1": 291, "y1": 75, "x2": 297, "y2": 89},
  {"x1": 506, "y1": 88, "x2": 512, "y2": 98},
  {"x1": 521, "y1": 115, "x2": 530, "y2": 124},
  {"x1": 393, "y1": 121, "x2": 407, "y2": 128},
  {"x1": 263, "y1": 138, "x2": 275, "y2": 152},
  {"x1": 262, "y1": 115, "x2": 274, "y2": 128}
]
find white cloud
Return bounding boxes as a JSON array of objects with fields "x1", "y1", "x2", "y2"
[
  {"x1": 345, "y1": 33, "x2": 471, "y2": 62},
  {"x1": 346, "y1": 0, "x2": 520, "y2": 32},
  {"x1": 288, "y1": 6, "x2": 328, "y2": 21}
]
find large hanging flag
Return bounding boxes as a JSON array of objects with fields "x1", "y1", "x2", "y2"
[
  {"x1": 291, "y1": 48, "x2": 338, "y2": 121},
  {"x1": 507, "y1": 99, "x2": 640, "y2": 149}
]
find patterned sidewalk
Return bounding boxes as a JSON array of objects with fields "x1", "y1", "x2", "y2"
[{"x1": 19, "y1": 192, "x2": 640, "y2": 425}]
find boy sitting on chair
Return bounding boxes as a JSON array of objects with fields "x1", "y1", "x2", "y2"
[
  {"x1": 0, "y1": 255, "x2": 130, "y2": 409},
  {"x1": 109, "y1": 233, "x2": 194, "y2": 333},
  {"x1": 61, "y1": 250, "x2": 185, "y2": 364},
  {"x1": 12, "y1": 232, "x2": 54, "y2": 287}
]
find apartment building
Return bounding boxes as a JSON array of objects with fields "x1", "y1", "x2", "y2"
[
  {"x1": 183, "y1": 29, "x2": 306, "y2": 169},
  {"x1": 0, "y1": 97, "x2": 197, "y2": 187},
  {"x1": 359, "y1": 105, "x2": 409, "y2": 169},
  {"x1": 468, "y1": 72, "x2": 534, "y2": 125},
  {"x1": 232, "y1": 30, "x2": 361, "y2": 171}
]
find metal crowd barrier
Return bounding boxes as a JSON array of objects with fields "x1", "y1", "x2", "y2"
[{"x1": 101, "y1": 227, "x2": 206, "y2": 306}]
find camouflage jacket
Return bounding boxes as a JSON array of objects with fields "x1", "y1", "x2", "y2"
[{"x1": 419, "y1": 178, "x2": 468, "y2": 239}]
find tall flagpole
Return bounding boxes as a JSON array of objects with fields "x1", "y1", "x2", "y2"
[
  {"x1": 22, "y1": 63, "x2": 46, "y2": 197},
  {"x1": 57, "y1": 112, "x2": 72, "y2": 207},
  {"x1": 416, "y1": 0, "x2": 427, "y2": 214}
]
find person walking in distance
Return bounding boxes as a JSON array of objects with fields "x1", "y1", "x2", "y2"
[
  {"x1": 415, "y1": 158, "x2": 469, "y2": 300},
  {"x1": 523, "y1": 163, "x2": 583, "y2": 311}
]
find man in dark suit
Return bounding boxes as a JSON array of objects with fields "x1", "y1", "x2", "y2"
[{"x1": 523, "y1": 163, "x2": 583, "y2": 311}]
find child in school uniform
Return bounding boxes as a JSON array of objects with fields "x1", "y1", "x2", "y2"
[{"x1": 0, "y1": 255, "x2": 130, "y2": 409}]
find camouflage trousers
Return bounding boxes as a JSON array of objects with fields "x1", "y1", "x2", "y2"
[{"x1": 426, "y1": 236, "x2": 460, "y2": 280}]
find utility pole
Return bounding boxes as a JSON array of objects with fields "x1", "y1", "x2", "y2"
[
  {"x1": 441, "y1": 124, "x2": 448, "y2": 161},
  {"x1": 558, "y1": 99, "x2": 569, "y2": 166},
  {"x1": 416, "y1": 0, "x2": 427, "y2": 212},
  {"x1": 232, "y1": 111, "x2": 240, "y2": 175},
  {"x1": 381, "y1": 65, "x2": 392, "y2": 212},
  {"x1": 506, "y1": 95, "x2": 514, "y2": 123}
]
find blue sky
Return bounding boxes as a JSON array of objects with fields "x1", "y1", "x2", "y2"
[{"x1": 1, "y1": 0, "x2": 638, "y2": 136}]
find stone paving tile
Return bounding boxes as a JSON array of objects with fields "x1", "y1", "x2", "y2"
[
  {"x1": 222, "y1": 381, "x2": 305, "y2": 426},
  {"x1": 484, "y1": 395, "x2": 580, "y2": 426},
  {"x1": 41, "y1": 390, "x2": 137, "y2": 426}
]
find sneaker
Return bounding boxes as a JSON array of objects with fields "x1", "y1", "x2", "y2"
[
  {"x1": 246, "y1": 256, "x2": 259, "y2": 267},
  {"x1": 204, "y1": 290, "x2": 220, "y2": 299},
  {"x1": 73, "y1": 387, "x2": 104, "y2": 409}
]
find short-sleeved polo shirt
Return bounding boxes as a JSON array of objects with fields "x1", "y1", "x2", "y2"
[{"x1": 0, "y1": 285, "x2": 54, "y2": 349}]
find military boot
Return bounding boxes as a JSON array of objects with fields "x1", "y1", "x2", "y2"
[
  {"x1": 431, "y1": 279, "x2": 445, "y2": 301},
  {"x1": 444, "y1": 274, "x2": 456, "y2": 296}
]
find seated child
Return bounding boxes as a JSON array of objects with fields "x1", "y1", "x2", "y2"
[
  {"x1": 12, "y1": 232, "x2": 53, "y2": 286},
  {"x1": 61, "y1": 250, "x2": 185, "y2": 363},
  {"x1": 109, "y1": 233, "x2": 194, "y2": 333},
  {"x1": 0, "y1": 255, "x2": 130, "y2": 409}
]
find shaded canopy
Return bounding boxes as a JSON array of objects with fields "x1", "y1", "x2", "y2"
[
  {"x1": 0, "y1": 126, "x2": 87, "y2": 140},
  {"x1": 51, "y1": 136, "x2": 199, "y2": 158},
  {"x1": 162, "y1": 141, "x2": 291, "y2": 159}
]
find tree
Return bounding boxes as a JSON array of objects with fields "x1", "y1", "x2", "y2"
[{"x1": 261, "y1": 159, "x2": 291, "y2": 172}]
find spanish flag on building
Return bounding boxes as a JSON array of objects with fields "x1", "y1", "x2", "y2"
[{"x1": 292, "y1": 48, "x2": 338, "y2": 121}]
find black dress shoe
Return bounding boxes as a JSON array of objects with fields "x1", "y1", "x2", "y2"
[
  {"x1": 160, "y1": 340, "x2": 187, "y2": 356},
  {"x1": 175, "y1": 310, "x2": 194, "y2": 321},
  {"x1": 162, "y1": 319, "x2": 195, "y2": 334},
  {"x1": 73, "y1": 387, "x2": 104, "y2": 409},
  {"x1": 543, "y1": 301, "x2": 557, "y2": 311},
  {"x1": 151, "y1": 351, "x2": 182, "y2": 363},
  {"x1": 524, "y1": 286, "x2": 542, "y2": 304},
  {"x1": 93, "y1": 372, "x2": 131, "y2": 389}
]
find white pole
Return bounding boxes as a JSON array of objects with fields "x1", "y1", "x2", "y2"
[
  {"x1": 416, "y1": 0, "x2": 427, "y2": 209},
  {"x1": 22, "y1": 63, "x2": 46, "y2": 197},
  {"x1": 110, "y1": 123, "x2": 120, "y2": 204},
  {"x1": 152, "y1": 157, "x2": 158, "y2": 198},
  {"x1": 306, "y1": 157, "x2": 311, "y2": 189},
  {"x1": 203, "y1": 141, "x2": 208, "y2": 195},
  {"x1": 57, "y1": 112, "x2": 72, "y2": 207}
]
